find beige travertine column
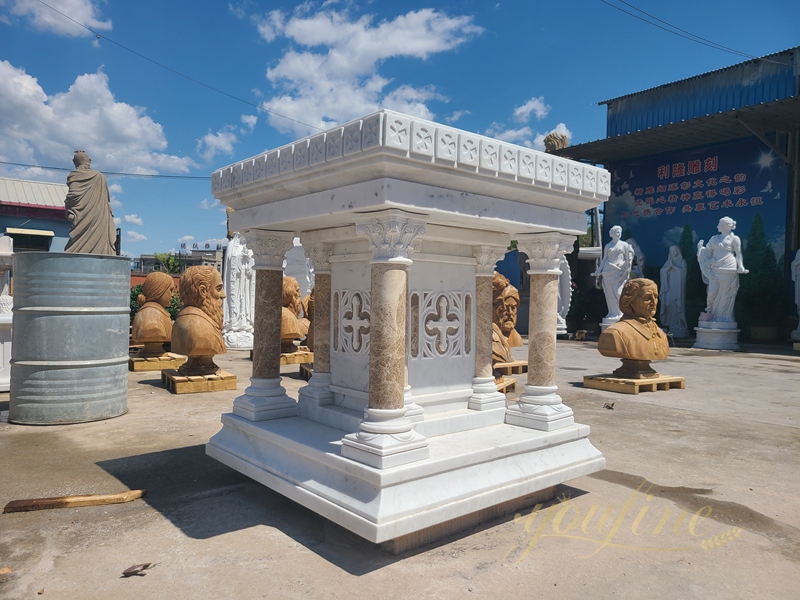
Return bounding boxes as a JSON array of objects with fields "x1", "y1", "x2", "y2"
[
  {"x1": 341, "y1": 212, "x2": 430, "y2": 469},
  {"x1": 232, "y1": 229, "x2": 298, "y2": 421},
  {"x1": 468, "y1": 245, "x2": 508, "y2": 411},
  {"x1": 506, "y1": 232, "x2": 576, "y2": 431},
  {"x1": 298, "y1": 243, "x2": 333, "y2": 407}
]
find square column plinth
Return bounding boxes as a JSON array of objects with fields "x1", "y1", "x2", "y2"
[{"x1": 208, "y1": 110, "x2": 608, "y2": 546}]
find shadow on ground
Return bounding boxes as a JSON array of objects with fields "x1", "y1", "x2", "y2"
[{"x1": 97, "y1": 445, "x2": 588, "y2": 574}]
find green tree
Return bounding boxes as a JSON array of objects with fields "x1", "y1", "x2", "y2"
[
  {"x1": 153, "y1": 252, "x2": 182, "y2": 274},
  {"x1": 130, "y1": 284, "x2": 181, "y2": 321}
]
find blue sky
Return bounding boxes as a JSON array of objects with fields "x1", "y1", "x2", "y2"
[{"x1": 1, "y1": 0, "x2": 797, "y2": 256}]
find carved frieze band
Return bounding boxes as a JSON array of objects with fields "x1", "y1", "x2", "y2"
[
  {"x1": 355, "y1": 217, "x2": 426, "y2": 263},
  {"x1": 334, "y1": 290, "x2": 371, "y2": 355},
  {"x1": 304, "y1": 243, "x2": 333, "y2": 273},
  {"x1": 517, "y1": 233, "x2": 575, "y2": 275},
  {"x1": 473, "y1": 245, "x2": 507, "y2": 277},
  {"x1": 241, "y1": 230, "x2": 294, "y2": 270}
]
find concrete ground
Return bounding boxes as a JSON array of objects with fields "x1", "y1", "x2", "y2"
[{"x1": 1, "y1": 340, "x2": 798, "y2": 599}]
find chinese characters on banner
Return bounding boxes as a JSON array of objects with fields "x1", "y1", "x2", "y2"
[{"x1": 620, "y1": 157, "x2": 763, "y2": 220}]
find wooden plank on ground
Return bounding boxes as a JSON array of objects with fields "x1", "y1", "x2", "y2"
[{"x1": 4, "y1": 490, "x2": 146, "y2": 513}]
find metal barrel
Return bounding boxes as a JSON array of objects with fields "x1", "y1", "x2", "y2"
[{"x1": 9, "y1": 252, "x2": 130, "y2": 424}]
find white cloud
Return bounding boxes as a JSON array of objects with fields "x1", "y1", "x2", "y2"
[
  {"x1": 8, "y1": 0, "x2": 112, "y2": 37},
  {"x1": 110, "y1": 197, "x2": 122, "y2": 209},
  {"x1": 123, "y1": 214, "x2": 143, "y2": 226},
  {"x1": 126, "y1": 231, "x2": 147, "y2": 242},
  {"x1": 485, "y1": 123, "x2": 533, "y2": 145},
  {"x1": 240, "y1": 114, "x2": 258, "y2": 132},
  {"x1": 196, "y1": 126, "x2": 238, "y2": 162},
  {"x1": 0, "y1": 61, "x2": 196, "y2": 178},
  {"x1": 445, "y1": 110, "x2": 470, "y2": 124},
  {"x1": 108, "y1": 183, "x2": 123, "y2": 194},
  {"x1": 178, "y1": 235, "x2": 194, "y2": 243},
  {"x1": 113, "y1": 216, "x2": 121, "y2": 226},
  {"x1": 513, "y1": 96, "x2": 550, "y2": 123},
  {"x1": 256, "y1": 8, "x2": 482, "y2": 137},
  {"x1": 254, "y1": 9, "x2": 285, "y2": 42},
  {"x1": 199, "y1": 198, "x2": 223, "y2": 210}
]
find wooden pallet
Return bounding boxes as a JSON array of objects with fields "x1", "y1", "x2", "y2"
[
  {"x1": 496, "y1": 377, "x2": 516, "y2": 393},
  {"x1": 299, "y1": 363, "x2": 313, "y2": 381},
  {"x1": 280, "y1": 350, "x2": 314, "y2": 365},
  {"x1": 793, "y1": 342, "x2": 800, "y2": 352},
  {"x1": 161, "y1": 369, "x2": 237, "y2": 394},
  {"x1": 494, "y1": 360, "x2": 527, "y2": 376},
  {"x1": 583, "y1": 374, "x2": 685, "y2": 395},
  {"x1": 129, "y1": 353, "x2": 187, "y2": 372}
]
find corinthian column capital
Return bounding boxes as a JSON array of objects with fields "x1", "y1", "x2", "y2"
[
  {"x1": 517, "y1": 233, "x2": 575, "y2": 275},
  {"x1": 242, "y1": 230, "x2": 294, "y2": 270},
  {"x1": 304, "y1": 243, "x2": 333, "y2": 274},
  {"x1": 472, "y1": 245, "x2": 507, "y2": 277},
  {"x1": 355, "y1": 213, "x2": 426, "y2": 264}
]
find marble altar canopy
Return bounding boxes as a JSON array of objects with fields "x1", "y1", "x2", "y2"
[{"x1": 206, "y1": 110, "x2": 609, "y2": 545}]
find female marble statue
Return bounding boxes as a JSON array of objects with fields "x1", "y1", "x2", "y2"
[
  {"x1": 222, "y1": 232, "x2": 255, "y2": 348},
  {"x1": 131, "y1": 272, "x2": 175, "y2": 358},
  {"x1": 696, "y1": 216, "x2": 748, "y2": 323},
  {"x1": 591, "y1": 225, "x2": 634, "y2": 321},
  {"x1": 557, "y1": 256, "x2": 572, "y2": 334},
  {"x1": 64, "y1": 151, "x2": 117, "y2": 255},
  {"x1": 659, "y1": 245, "x2": 689, "y2": 337},
  {"x1": 791, "y1": 250, "x2": 800, "y2": 339}
]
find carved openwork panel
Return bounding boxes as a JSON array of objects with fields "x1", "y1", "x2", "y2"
[
  {"x1": 411, "y1": 291, "x2": 472, "y2": 359},
  {"x1": 334, "y1": 290, "x2": 371, "y2": 355}
]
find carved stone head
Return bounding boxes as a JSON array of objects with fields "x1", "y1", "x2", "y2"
[
  {"x1": 180, "y1": 266, "x2": 226, "y2": 329},
  {"x1": 73, "y1": 150, "x2": 91, "y2": 169},
  {"x1": 492, "y1": 272, "x2": 520, "y2": 337},
  {"x1": 139, "y1": 271, "x2": 175, "y2": 309},
  {"x1": 283, "y1": 276, "x2": 302, "y2": 318},
  {"x1": 619, "y1": 278, "x2": 658, "y2": 320}
]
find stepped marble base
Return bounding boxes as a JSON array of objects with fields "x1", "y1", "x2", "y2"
[
  {"x1": 694, "y1": 321, "x2": 740, "y2": 351},
  {"x1": 207, "y1": 413, "x2": 604, "y2": 544}
]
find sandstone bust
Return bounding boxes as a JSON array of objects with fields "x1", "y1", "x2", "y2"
[
  {"x1": 131, "y1": 272, "x2": 175, "y2": 358},
  {"x1": 172, "y1": 266, "x2": 226, "y2": 375},
  {"x1": 491, "y1": 273, "x2": 522, "y2": 364},
  {"x1": 598, "y1": 278, "x2": 670, "y2": 379},
  {"x1": 281, "y1": 276, "x2": 307, "y2": 353}
]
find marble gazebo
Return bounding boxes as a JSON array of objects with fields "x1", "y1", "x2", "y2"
[{"x1": 207, "y1": 110, "x2": 608, "y2": 547}]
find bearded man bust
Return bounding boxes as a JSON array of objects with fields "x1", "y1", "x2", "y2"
[
  {"x1": 597, "y1": 278, "x2": 670, "y2": 379},
  {"x1": 491, "y1": 273, "x2": 523, "y2": 364},
  {"x1": 172, "y1": 266, "x2": 227, "y2": 375}
]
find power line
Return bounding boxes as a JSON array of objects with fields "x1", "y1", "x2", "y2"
[
  {"x1": 599, "y1": 0, "x2": 788, "y2": 65},
  {"x1": 32, "y1": 0, "x2": 324, "y2": 133},
  {"x1": 0, "y1": 160, "x2": 211, "y2": 180}
]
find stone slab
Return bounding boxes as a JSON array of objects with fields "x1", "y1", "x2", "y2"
[
  {"x1": 583, "y1": 374, "x2": 685, "y2": 395},
  {"x1": 206, "y1": 414, "x2": 604, "y2": 544},
  {"x1": 161, "y1": 369, "x2": 237, "y2": 394},
  {"x1": 128, "y1": 353, "x2": 187, "y2": 372}
]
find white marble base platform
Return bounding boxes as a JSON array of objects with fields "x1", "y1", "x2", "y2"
[
  {"x1": 0, "y1": 313, "x2": 11, "y2": 392},
  {"x1": 600, "y1": 316, "x2": 620, "y2": 332},
  {"x1": 693, "y1": 321, "x2": 740, "y2": 351},
  {"x1": 206, "y1": 414, "x2": 604, "y2": 544}
]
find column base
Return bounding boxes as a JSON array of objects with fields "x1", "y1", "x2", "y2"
[
  {"x1": 404, "y1": 385, "x2": 424, "y2": 423},
  {"x1": 468, "y1": 376, "x2": 507, "y2": 411},
  {"x1": 505, "y1": 384, "x2": 574, "y2": 431},
  {"x1": 341, "y1": 408, "x2": 429, "y2": 469},
  {"x1": 298, "y1": 372, "x2": 333, "y2": 407},
  {"x1": 233, "y1": 377, "x2": 297, "y2": 421}
]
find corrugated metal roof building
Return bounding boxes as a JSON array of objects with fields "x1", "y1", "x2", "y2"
[
  {"x1": 556, "y1": 47, "x2": 800, "y2": 339},
  {"x1": 0, "y1": 176, "x2": 71, "y2": 252}
]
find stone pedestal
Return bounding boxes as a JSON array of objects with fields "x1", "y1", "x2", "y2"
[
  {"x1": 600, "y1": 316, "x2": 620, "y2": 332},
  {"x1": 694, "y1": 321, "x2": 740, "y2": 351},
  {"x1": 207, "y1": 110, "x2": 606, "y2": 546}
]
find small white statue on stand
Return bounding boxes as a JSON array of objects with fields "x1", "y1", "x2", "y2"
[
  {"x1": 694, "y1": 216, "x2": 747, "y2": 350},
  {"x1": 659, "y1": 245, "x2": 689, "y2": 338},
  {"x1": 222, "y1": 231, "x2": 256, "y2": 349},
  {"x1": 591, "y1": 225, "x2": 634, "y2": 328},
  {"x1": 556, "y1": 255, "x2": 572, "y2": 335},
  {"x1": 791, "y1": 249, "x2": 800, "y2": 342}
]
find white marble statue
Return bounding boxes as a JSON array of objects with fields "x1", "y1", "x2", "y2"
[
  {"x1": 659, "y1": 245, "x2": 689, "y2": 338},
  {"x1": 591, "y1": 225, "x2": 634, "y2": 322},
  {"x1": 627, "y1": 238, "x2": 646, "y2": 279},
  {"x1": 791, "y1": 249, "x2": 800, "y2": 341},
  {"x1": 556, "y1": 255, "x2": 572, "y2": 334},
  {"x1": 696, "y1": 216, "x2": 748, "y2": 323},
  {"x1": 0, "y1": 235, "x2": 13, "y2": 392},
  {"x1": 222, "y1": 232, "x2": 255, "y2": 348}
]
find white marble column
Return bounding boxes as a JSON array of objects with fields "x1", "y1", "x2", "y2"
[
  {"x1": 506, "y1": 233, "x2": 575, "y2": 431},
  {"x1": 341, "y1": 214, "x2": 429, "y2": 468},
  {"x1": 468, "y1": 245, "x2": 508, "y2": 411},
  {"x1": 232, "y1": 230, "x2": 297, "y2": 421},
  {"x1": 298, "y1": 243, "x2": 333, "y2": 406}
]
